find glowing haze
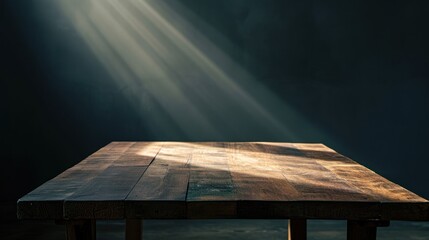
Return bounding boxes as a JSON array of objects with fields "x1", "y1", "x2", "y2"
[{"x1": 57, "y1": 0, "x2": 329, "y2": 141}]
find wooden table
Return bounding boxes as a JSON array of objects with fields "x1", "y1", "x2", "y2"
[{"x1": 17, "y1": 142, "x2": 429, "y2": 240}]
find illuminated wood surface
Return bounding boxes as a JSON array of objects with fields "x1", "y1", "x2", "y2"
[
  {"x1": 17, "y1": 142, "x2": 429, "y2": 239},
  {"x1": 18, "y1": 141, "x2": 428, "y2": 220}
]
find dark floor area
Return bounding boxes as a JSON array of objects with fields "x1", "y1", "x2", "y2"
[{"x1": 2, "y1": 202, "x2": 428, "y2": 239}]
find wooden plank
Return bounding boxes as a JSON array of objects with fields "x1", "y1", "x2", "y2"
[
  {"x1": 252, "y1": 142, "x2": 373, "y2": 202},
  {"x1": 187, "y1": 142, "x2": 237, "y2": 218},
  {"x1": 187, "y1": 142, "x2": 235, "y2": 201},
  {"x1": 230, "y1": 142, "x2": 300, "y2": 201},
  {"x1": 294, "y1": 143, "x2": 426, "y2": 202},
  {"x1": 237, "y1": 201, "x2": 380, "y2": 220},
  {"x1": 229, "y1": 142, "x2": 301, "y2": 219},
  {"x1": 64, "y1": 142, "x2": 162, "y2": 219},
  {"x1": 18, "y1": 141, "x2": 429, "y2": 222},
  {"x1": 379, "y1": 202, "x2": 429, "y2": 221},
  {"x1": 64, "y1": 166, "x2": 147, "y2": 219},
  {"x1": 126, "y1": 142, "x2": 193, "y2": 218},
  {"x1": 17, "y1": 142, "x2": 135, "y2": 219},
  {"x1": 323, "y1": 163, "x2": 426, "y2": 202},
  {"x1": 234, "y1": 142, "x2": 381, "y2": 219},
  {"x1": 224, "y1": 142, "x2": 380, "y2": 219},
  {"x1": 294, "y1": 143, "x2": 429, "y2": 220}
]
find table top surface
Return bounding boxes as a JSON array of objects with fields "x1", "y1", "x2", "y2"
[{"x1": 18, "y1": 142, "x2": 429, "y2": 220}]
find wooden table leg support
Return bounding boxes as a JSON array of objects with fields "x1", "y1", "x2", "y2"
[
  {"x1": 64, "y1": 220, "x2": 96, "y2": 240},
  {"x1": 347, "y1": 220, "x2": 390, "y2": 240},
  {"x1": 288, "y1": 218, "x2": 307, "y2": 240},
  {"x1": 126, "y1": 219, "x2": 142, "y2": 240}
]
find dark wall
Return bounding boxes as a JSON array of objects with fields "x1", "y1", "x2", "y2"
[{"x1": 2, "y1": 0, "x2": 429, "y2": 201}]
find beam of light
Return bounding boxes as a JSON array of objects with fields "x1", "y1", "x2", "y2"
[
  {"x1": 56, "y1": 0, "x2": 336, "y2": 143},
  {"x1": 134, "y1": 142, "x2": 391, "y2": 201}
]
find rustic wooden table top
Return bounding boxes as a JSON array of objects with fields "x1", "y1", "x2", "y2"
[{"x1": 18, "y1": 142, "x2": 429, "y2": 221}]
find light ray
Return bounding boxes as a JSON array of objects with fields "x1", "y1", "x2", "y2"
[{"x1": 56, "y1": 0, "x2": 336, "y2": 143}]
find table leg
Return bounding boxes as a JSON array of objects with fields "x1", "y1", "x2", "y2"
[
  {"x1": 65, "y1": 220, "x2": 96, "y2": 240},
  {"x1": 126, "y1": 219, "x2": 142, "y2": 240},
  {"x1": 347, "y1": 220, "x2": 390, "y2": 240},
  {"x1": 288, "y1": 218, "x2": 307, "y2": 240}
]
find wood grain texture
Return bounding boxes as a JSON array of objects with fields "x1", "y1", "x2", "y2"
[
  {"x1": 17, "y1": 142, "x2": 429, "y2": 221},
  {"x1": 64, "y1": 142, "x2": 162, "y2": 219},
  {"x1": 230, "y1": 142, "x2": 300, "y2": 201},
  {"x1": 126, "y1": 142, "x2": 192, "y2": 218},
  {"x1": 186, "y1": 142, "x2": 237, "y2": 218},
  {"x1": 294, "y1": 143, "x2": 426, "y2": 202},
  {"x1": 17, "y1": 142, "x2": 135, "y2": 219}
]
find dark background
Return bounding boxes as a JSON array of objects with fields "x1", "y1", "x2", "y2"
[{"x1": 1, "y1": 0, "x2": 429, "y2": 203}]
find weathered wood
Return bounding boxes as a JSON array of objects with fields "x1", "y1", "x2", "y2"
[
  {"x1": 288, "y1": 219, "x2": 306, "y2": 240},
  {"x1": 64, "y1": 166, "x2": 147, "y2": 219},
  {"x1": 254, "y1": 142, "x2": 374, "y2": 202},
  {"x1": 231, "y1": 142, "x2": 379, "y2": 219},
  {"x1": 17, "y1": 142, "x2": 135, "y2": 219},
  {"x1": 294, "y1": 143, "x2": 426, "y2": 202},
  {"x1": 125, "y1": 219, "x2": 142, "y2": 240},
  {"x1": 186, "y1": 142, "x2": 237, "y2": 218},
  {"x1": 65, "y1": 220, "x2": 95, "y2": 240},
  {"x1": 237, "y1": 201, "x2": 381, "y2": 219},
  {"x1": 230, "y1": 142, "x2": 300, "y2": 201},
  {"x1": 64, "y1": 142, "x2": 162, "y2": 219},
  {"x1": 380, "y1": 202, "x2": 429, "y2": 220},
  {"x1": 17, "y1": 141, "x2": 429, "y2": 222},
  {"x1": 126, "y1": 142, "x2": 192, "y2": 218}
]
